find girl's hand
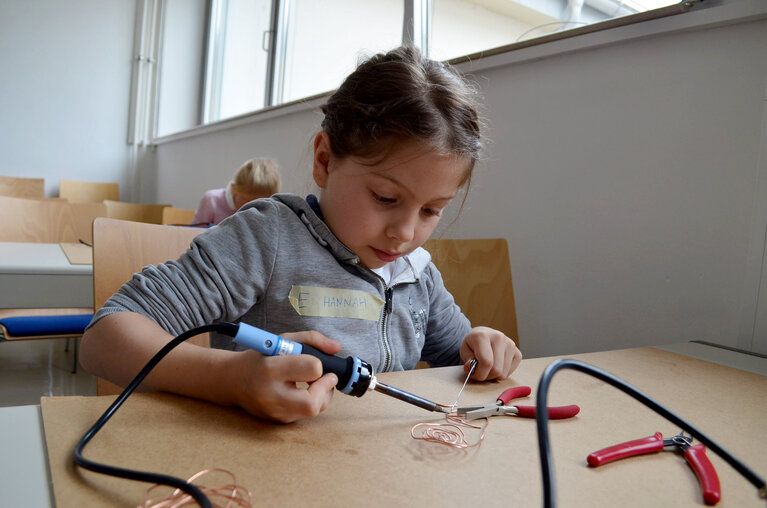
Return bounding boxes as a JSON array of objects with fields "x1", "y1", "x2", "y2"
[
  {"x1": 459, "y1": 326, "x2": 522, "y2": 381},
  {"x1": 229, "y1": 330, "x2": 343, "y2": 423}
]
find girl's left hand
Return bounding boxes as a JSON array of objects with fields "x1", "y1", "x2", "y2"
[{"x1": 459, "y1": 326, "x2": 522, "y2": 381}]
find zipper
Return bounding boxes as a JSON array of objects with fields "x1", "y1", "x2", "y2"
[{"x1": 379, "y1": 286, "x2": 393, "y2": 371}]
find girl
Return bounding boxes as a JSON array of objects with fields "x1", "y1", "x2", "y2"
[
  {"x1": 80, "y1": 46, "x2": 522, "y2": 423},
  {"x1": 192, "y1": 158, "x2": 281, "y2": 226}
]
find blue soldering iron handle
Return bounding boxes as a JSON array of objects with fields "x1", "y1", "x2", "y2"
[{"x1": 232, "y1": 323, "x2": 372, "y2": 396}]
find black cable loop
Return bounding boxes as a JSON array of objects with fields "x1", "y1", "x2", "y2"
[{"x1": 73, "y1": 322, "x2": 239, "y2": 508}]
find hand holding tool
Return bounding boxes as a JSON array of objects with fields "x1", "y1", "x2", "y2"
[
  {"x1": 232, "y1": 322, "x2": 449, "y2": 413},
  {"x1": 456, "y1": 385, "x2": 580, "y2": 421},
  {"x1": 587, "y1": 430, "x2": 721, "y2": 505}
]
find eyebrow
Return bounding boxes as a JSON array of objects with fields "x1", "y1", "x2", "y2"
[{"x1": 373, "y1": 173, "x2": 457, "y2": 203}]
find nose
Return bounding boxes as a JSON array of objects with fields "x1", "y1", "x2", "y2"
[{"x1": 386, "y1": 209, "x2": 417, "y2": 244}]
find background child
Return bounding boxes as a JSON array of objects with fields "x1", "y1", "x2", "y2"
[
  {"x1": 80, "y1": 46, "x2": 521, "y2": 423},
  {"x1": 192, "y1": 158, "x2": 281, "y2": 225}
]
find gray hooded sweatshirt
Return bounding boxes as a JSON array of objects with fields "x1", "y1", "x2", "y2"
[{"x1": 91, "y1": 194, "x2": 470, "y2": 372}]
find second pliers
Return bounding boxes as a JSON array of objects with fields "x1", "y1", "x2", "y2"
[{"x1": 587, "y1": 430, "x2": 721, "y2": 505}]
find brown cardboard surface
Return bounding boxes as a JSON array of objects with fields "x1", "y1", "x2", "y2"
[
  {"x1": 41, "y1": 347, "x2": 767, "y2": 507},
  {"x1": 59, "y1": 242, "x2": 92, "y2": 265}
]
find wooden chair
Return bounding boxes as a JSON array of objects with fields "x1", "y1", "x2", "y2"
[
  {"x1": 161, "y1": 206, "x2": 196, "y2": 226},
  {"x1": 422, "y1": 238, "x2": 518, "y2": 346},
  {"x1": 59, "y1": 179, "x2": 119, "y2": 203},
  {"x1": 104, "y1": 200, "x2": 171, "y2": 225},
  {"x1": 0, "y1": 175, "x2": 44, "y2": 198},
  {"x1": 0, "y1": 195, "x2": 106, "y2": 244},
  {"x1": 92, "y1": 217, "x2": 206, "y2": 395}
]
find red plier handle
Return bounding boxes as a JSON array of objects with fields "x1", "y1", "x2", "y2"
[
  {"x1": 510, "y1": 405, "x2": 581, "y2": 419},
  {"x1": 497, "y1": 386, "x2": 532, "y2": 404},
  {"x1": 587, "y1": 432, "x2": 721, "y2": 506},
  {"x1": 587, "y1": 432, "x2": 665, "y2": 466},
  {"x1": 496, "y1": 386, "x2": 580, "y2": 419},
  {"x1": 685, "y1": 444, "x2": 721, "y2": 506}
]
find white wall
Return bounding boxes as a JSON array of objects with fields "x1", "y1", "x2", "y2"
[
  {"x1": 0, "y1": 0, "x2": 136, "y2": 199},
  {"x1": 149, "y1": 1, "x2": 767, "y2": 358}
]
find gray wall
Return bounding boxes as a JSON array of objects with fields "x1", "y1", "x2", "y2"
[
  {"x1": 150, "y1": 1, "x2": 767, "y2": 358},
  {"x1": 0, "y1": 0, "x2": 136, "y2": 199}
]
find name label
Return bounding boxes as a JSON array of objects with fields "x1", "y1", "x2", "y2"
[{"x1": 288, "y1": 285, "x2": 384, "y2": 321}]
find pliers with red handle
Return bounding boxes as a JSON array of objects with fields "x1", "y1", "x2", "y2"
[
  {"x1": 587, "y1": 430, "x2": 721, "y2": 506},
  {"x1": 455, "y1": 385, "x2": 580, "y2": 422}
]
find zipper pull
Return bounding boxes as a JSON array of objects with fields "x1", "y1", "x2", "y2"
[{"x1": 384, "y1": 287, "x2": 393, "y2": 315}]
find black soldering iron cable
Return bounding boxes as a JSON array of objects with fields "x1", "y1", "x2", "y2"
[
  {"x1": 535, "y1": 358, "x2": 767, "y2": 508},
  {"x1": 73, "y1": 322, "x2": 239, "y2": 508}
]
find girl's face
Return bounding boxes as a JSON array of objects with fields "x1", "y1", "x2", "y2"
[{"x1": 313, "y1": 132, "x2": 469, "y2": 269}]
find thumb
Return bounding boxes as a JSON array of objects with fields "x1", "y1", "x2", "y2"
[{"x1": 283, "y1": 330, "x2": 343, "y2": 355}]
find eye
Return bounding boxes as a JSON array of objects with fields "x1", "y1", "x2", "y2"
[
  {"x1": 372, "y1": 192, "x2": 396, "y2": 205},
  {"x1": 422, "y1": 207, "x2": 442, "y2": 217}
]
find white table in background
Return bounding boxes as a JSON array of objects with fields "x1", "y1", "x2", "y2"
[{"x1": 0, "y1": 242, "x2": 92, "y2": 308}]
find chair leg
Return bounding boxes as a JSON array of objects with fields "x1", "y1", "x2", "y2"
[{"x1": 72, "y1": 337, "x2": 78, "y2": 374}]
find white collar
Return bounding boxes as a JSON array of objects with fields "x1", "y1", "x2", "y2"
[{"x1": 371, "y1": 247, "x2": 432, "y2": 286}]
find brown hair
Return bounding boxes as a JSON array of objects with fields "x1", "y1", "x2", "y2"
[
  {"x1": 232, "y1": 158, "x2": 281, "y2": 195},
  {"x1": 320, "y1": 46, "x2": 482, "y2": 178}
]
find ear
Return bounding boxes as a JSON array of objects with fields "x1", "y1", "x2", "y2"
[{"x1": 312, "y1": 131, "x2": 333, "y2": 189}]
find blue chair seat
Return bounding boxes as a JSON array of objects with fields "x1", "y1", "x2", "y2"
[
  {"x1": 0, "y1": 314, "x2": 93, "y2": 337},
  {"x1": 0, "y1": 314, "x2": 93, "y2": 374}
]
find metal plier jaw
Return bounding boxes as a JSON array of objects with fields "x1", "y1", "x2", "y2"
[
  {"x1": 455, "y1": 386, "x2": 580, "y2": 422},
  {"x1": 587, "y1": 431, "x2": 721, "y2": 506}
]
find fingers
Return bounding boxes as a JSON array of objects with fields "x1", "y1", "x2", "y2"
[
  {"x1": 235, "y1": 352, "x2": 337, "y2": 423},
  {"x1": 264, "y1": 372, "x2": 337, "y2": 423},
  {"x1": 261, "y1": 353, "x2": 324, "y2": 383},
  {"x1": 461, "y1": 327, "x2": 522, "y2": 381},
  {"x1": 467, "y1": 337, "x2": 495, "y2": 380}
]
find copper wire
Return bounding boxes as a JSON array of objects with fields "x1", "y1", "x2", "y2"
[
  {"x1": 410, "y1": 360, "x2": 489, "y2": 448},
  {"x1": 411, "y1": 413, "x2": 488, "y2": 448},
  {"x1": 138, "y1": 468, "x2": 253, "y2": 508}
]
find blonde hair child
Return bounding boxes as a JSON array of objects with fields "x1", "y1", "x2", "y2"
[{"x1": 193, "y1": 158, "x2": 281, "y2": 225}]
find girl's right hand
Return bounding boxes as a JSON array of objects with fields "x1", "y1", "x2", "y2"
[{"x1": 228, "y1": 330, "x2": 343, "y2": 423}]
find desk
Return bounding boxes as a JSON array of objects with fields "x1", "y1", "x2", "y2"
[
  {"x1": 3, "y1": 344, "x2": 766, "y2": 507},
  {"x1": 0, "y1": 405, "x2": 53, "y2": 507},
  {"x1": 0, "y1": 242, "x2": 93, "y2": 308}
]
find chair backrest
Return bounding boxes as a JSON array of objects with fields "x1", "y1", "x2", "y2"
[
  {"x1": 59, "y1": 179, "x2": 119, "y2": 203},
  {"x1": 0, "y1": 175, "x2": 44, "y2": 198},
  {"x1": 104, "y1": 200, "x2": 171, "y2": 224},
  {"x1": 161, "y1": 207, "x2": 196, "y2": 225},
  {"x1": 92, "y1": 217, "x2": 206, "y2": 394},
  {"x1": 422, "y1": 238, "x2": 518, "y2": 346},
  {"x1": 0, "y1": 196, "x2": 105, "y2": 244}
]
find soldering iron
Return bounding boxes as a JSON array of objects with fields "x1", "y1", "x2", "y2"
[{"x1": 232, "y1": 322, "x2": 449, "y2": 413}]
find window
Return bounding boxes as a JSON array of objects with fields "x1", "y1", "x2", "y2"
[
  {"x1": 429, "y1": 0, "x2": 682, "y2": 62},
  {"x1": 277, "y1": 0, "x2": 403, "y2": 105},
  {"x1": 205, "y1": 0, "x2": 273, "y2": 122},
  {"x1": 153, "y1": 0, "x2": 686, "y2": 139}
]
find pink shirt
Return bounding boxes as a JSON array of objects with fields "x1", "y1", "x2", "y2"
[{"x1": 193, "y1": 185, "x2": 236, "y2": 225}]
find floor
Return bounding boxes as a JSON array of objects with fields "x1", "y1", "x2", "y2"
[{"x1": 0, "y1": 338, "x2": 96, "y2": 407}]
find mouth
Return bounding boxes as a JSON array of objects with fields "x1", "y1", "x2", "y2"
[{"x1": 371, "y1": 247, "x2": 402, "y2": 263}]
